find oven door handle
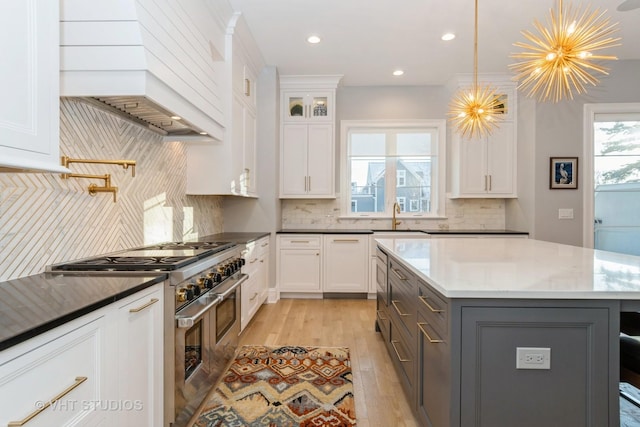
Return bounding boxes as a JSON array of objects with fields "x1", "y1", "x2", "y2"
[
  {"x1": 175, "y1": 293, "x2": 223, "y2": 328},
  {"x1": 215, "y1": 274, "x2": 248, "y2": 299}
]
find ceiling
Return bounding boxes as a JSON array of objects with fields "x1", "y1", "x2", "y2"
[{"x1": 228, "y1": 0, "x2": 640, "y2": 87}]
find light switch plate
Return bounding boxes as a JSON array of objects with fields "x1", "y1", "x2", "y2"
[{"x1": 558, "y1": 208, "x2": 574, "y2": 219}]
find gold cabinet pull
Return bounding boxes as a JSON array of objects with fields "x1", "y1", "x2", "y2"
[
  {"x1": 390, "y1": 340, "x2": 411, "y2": 362},
  {"x1": 250, "y1": 292, "x2": 258, "y2": 301},
  {"x1": 290, "y1": 240, "x2": 310, "y2": 244},
  {"x1": 376, "y1": 310, "x2": 388, "y2": 321},
  {"x1": 418, "y1": 296, "x2": 443, "y2": 313},
  {"x1": 244, "y1": 78, "x2": 251, "y2": 96},
  {"x1": 332, "y1": 239, "x2": 359, "y2": 243},
  {"x1": 417, "y1": 322, "x2": 444, "y2": 344},
  {"x1": 8, "y1": 376, "x2": 88, "y2": 426},
  {"x1": 261, "y1": 242, "x2": 269, "y2": 247},
  {"x1": 129, "y1": 298, "x2": 159, "y2": 313},
  {"x1": 250, "y1": 258, "x2": 258, "y2": 264},
  {"x1": 391, "y1": 268, "x2": 407, "y2": 281},
  {"x1": 391, "y1": 300, "x2": 410, "y2": 317}
]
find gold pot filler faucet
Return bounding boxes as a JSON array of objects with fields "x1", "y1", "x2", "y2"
[{"x1": 60, "y1": 156, "x2": 136, "y2": 203}]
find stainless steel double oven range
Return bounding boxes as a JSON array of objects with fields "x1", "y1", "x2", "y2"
[{"x1": 48, "y1": 241, "x2": 247, "y2": 427}]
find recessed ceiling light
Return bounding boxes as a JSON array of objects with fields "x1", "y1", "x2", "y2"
[
  {"x1": 441, "y1": 33, "x2": 456, "y2": 41},
  {"x1": 170, "y1": 115, "x2": 182, "y2": 120},
  {"x1": 393, "y1": 70, "x2": 404, "y2": 76},
  {"x1": 307, "y1": 35, "x2": 321, "y2": 44},
  {"x1": 199, "y1": 131, "x2": 208, "y2": 135}
]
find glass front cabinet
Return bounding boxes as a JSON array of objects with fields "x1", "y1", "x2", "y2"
[{"x1": 283, "y1": 91, "x2": 334, "y2": 122}]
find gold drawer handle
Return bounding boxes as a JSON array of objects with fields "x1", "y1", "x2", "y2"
[
  {"x1": 419, "y1": 296, "x2": 443, "y2": 313},
  {"x1": 250, "y1": 258, "x2": 258, "y2": 264},
  {"x1": 376, "y1": 310, "x2": 388, "y2": 321},
  {"x1": 8, "y1": 376, "x2": 88, "y2": 426},
  {"x1": 390, "y1": 340, "x2": 411, "y2": 362},
  {"x1": 417, "y1": 322, "x2": 444, "y2": 344},
  {"x1": 391, "y1": 268, "x2": 407, "y2": 281},
  {"x1": 332, "y1": 239, "x2": 359, "y2": 243},
  {"x1": 250, "y1": 292, "x2": 258, "y2": 301},
  {"x1": 129, "y1": 298, "x2": 159, "y2": 313},
  {"x1": 261, "y1": 242, "x2": 269, "y2": 247},
  {"x1": 391, "y1": 300, "x2": 410, "y2": 317}
]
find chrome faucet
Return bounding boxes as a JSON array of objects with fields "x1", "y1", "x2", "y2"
[{"x1": 392, "y1": 202, "x2": 401, "y2": 230}]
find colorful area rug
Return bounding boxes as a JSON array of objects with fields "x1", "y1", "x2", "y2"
[{"x1": 193, "y1": 345, "x2": 356, "y2": 427}]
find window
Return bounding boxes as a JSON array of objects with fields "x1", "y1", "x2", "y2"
[
  {"x1": 397, "y1": 170, "x2": 406, "y2": 187},
  {"x1": 341, "y1": 120, "x2": 446, "y2": 218}
]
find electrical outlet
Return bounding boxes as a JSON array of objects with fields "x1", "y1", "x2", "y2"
[{"x1": 516, "y1": 347, "x2": 551, "y2": 370}]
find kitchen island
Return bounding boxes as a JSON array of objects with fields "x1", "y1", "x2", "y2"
[{"x1": 375, "y1": 237, "x2": 640, "y2": 427}]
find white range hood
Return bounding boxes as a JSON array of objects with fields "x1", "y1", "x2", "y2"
[{"x1": 60, "y1": 0, "x2": 233, "y2": 142}]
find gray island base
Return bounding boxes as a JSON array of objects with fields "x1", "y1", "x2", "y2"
[{"x1": 375, "y1": 237, "x2": 640, "y2": 427}]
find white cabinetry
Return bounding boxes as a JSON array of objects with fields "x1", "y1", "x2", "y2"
[
  {"x1": 186, "y1": 13, "x2": 263, "y2": 196},
  {"x1": 0, "y1": 314, "x2": 107, "y2": 427},
  {"x1": 279, "y1": 76, "x2": 341, "y2": 199},
  {"x1": 241, "y1": 236, "x2": 270, "y2": 331},
  {"x1": 277, "y1": 234, "x2": 369, "y2": 296},
  {"x1": 323, "y1": 235, "x2": 369, "y2": 293},
  {"x1": 448, "y1": 76, "x2": 517, "y2": 198},
  {"x1": 0, "y1": 0, "x2": 69, "y2": 173},
  {"x1": 0, "y1": 283, "x2": 164, "y2": 427},
  {"x1": 115, "y1": 286, "x2": 163, "y2": 427},
  {"x1": 277, "y1": 235, "x2": 322, "y2": 294}
]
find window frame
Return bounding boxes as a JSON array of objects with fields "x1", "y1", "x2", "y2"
[{"x1": 340, "y1": 119, "x2": 447, "y2": 218}]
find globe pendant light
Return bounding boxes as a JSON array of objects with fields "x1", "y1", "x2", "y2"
[
  {"x1": 449, "y1": 0, "x2": 504, "y2": 139},
  {"x1": 510, "y1": 0, "x2": 621, "y2": 103}
]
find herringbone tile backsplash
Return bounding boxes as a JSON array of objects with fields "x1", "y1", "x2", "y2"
[{"x1": 0, "y1": 98, "x2": 223, "y2": 281}]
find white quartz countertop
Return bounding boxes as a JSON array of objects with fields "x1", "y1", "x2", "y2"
[{"x1": 375, "y1": 237, "x2": 640, "y2": 299}]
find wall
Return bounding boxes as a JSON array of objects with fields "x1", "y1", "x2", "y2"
[
  {"x1": 528, "y1": 60, "x2": 640, "y2": 246},
  {"x1": 281, "y1": 84, "x2": 509, "y2": 230},
  {"x1": 0, "y1": 98, "x2": 224, "y2": 281}
]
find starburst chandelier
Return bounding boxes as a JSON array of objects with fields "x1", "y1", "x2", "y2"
[
  {"x1": 449, "y1": 0, "x2": 504, "y2": 139},
  {"x1": 510, "y1": 0, "x2": 621, "y2": 103}
]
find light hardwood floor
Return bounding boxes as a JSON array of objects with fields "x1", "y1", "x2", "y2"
[{"x1": 237, "y1": 298, "x2": 420, "y2": 427}]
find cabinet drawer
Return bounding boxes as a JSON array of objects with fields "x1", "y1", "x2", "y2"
[
  {"x1": 389, "y1": 321, "x2": 415, "y2": 399},
  {"x1": 389, "y1": 258, "x2": 416, "y2": 339},
  {"x1": 278, "y1": 235, "x2": 321, "y2": 249},
  {"x1": 417, "y1": 280, "x2": 448, "y2": 337},
  {"x1": 257, "y1": 236, "x2": 270, "y2": 257},
  {"x1": 376, "y1": 300, "x2": 391, "y2": 343},
  {"x1": 0, "y1": 316, "x2": 106, "y2": 427}
]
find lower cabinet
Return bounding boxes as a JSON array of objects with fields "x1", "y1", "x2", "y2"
[
  {"x1": 323, "y1": 235, "x2": 369, "y2": 293},
  {"x1": 277, "y1": 234, "x2": 369, "y2": 296},
  {"x1": 277, "y1": 235, "x2": 322, "y2": 294},
  {"x1": 0, "y1": 283, "x2": 164, "y2": 427},
  {"x1": 116, "y1": 285, "x2": 164, "y2": 427},
  {"x1": 0, "y1": 313, "x2": 108, "y2": 427},
  {"x1": 241, "y1": 236, "x2": 270, "y2": 330}
]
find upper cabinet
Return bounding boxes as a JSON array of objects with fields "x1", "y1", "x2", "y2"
[
  {"x1": 279, "y1": 75, "x2": 342, "y2": 199},
  {"x1": 283, "y1": 91, "x2": 334, "y2": 123},
  {"x1": 0, "y1": 0, "x2": 69, "y2": 173},
  {"x1": 186, "y1": 12, "x2": 264, "y2": 197},
  {"x1": 448, "y1": 75, "x2": 518, "y2": 198}
]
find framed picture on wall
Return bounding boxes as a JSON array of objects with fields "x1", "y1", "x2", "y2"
[{"x1": 550, "y1": 157, "x2": 578, "y2": 189}]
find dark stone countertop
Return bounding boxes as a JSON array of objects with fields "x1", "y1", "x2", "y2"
[
  {"x1": 277, "y1": 229, "x2": 528, "y2": 235},
  {"x1": 197, "y1": 232, "x2": 271, "y2": 245},
  {"x1": 277, "y1": 229, "x2": 374, "y2": 234},
  {"x1": 0, "y1": 273, "x2": 166, "y2": 352}
]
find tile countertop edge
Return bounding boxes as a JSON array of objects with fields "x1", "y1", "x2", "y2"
[
  {"x1": 376, "y1": 237, "x2": 640, "y2": 300},
  {"x1": 0, "y1": 274, "x2": 166, "y2": 352}
]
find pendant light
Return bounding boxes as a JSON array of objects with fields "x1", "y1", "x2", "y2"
[
  {"x1": 510, "y1": 0, "x2": 621, "y2": 103},
  {"x1": 449, "y1": 0, "x2": 504, "y2": 139}
]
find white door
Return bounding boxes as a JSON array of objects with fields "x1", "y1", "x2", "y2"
[
  {"x1": 459, "y1": 135, "x2": 488, "y2": 194},
  {"x1": 307, "y1": 124, "x2": 334, "y2": 196},
  {"x1": 281, "y1": 124, "x2": 309, "y2": 196},
  {"x1": 486, "y1": 122, "x2": 515, "y2": 195},
  {"x1": 583, "y1": 103, "x2": 640, "y2": 255}
]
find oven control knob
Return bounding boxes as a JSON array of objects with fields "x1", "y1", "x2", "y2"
[
  {"x1": 187, "y1": 283, "x2": 199, "y2": 297},
  {"x1": 234, "y1": 259, "x2": 242, "y2": 270},
  {"x1": 202, "y1": 277, "x2": 214, "y2": 289},
  {"x1": 176, "y1": 288, "x2": 187, "y2": 303},
  {"x1": 211, "y1": 272, "x2": 222, "y2": 283},
  {"x1": 240, "y1": 258, "x2": 246, "y2": 266},
  {"x1": 224, "y1": 264, "x2": 233, "y2": 276},
  {"x1": 196, "y1": 278, "x2": 208, "y2": 291}
]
